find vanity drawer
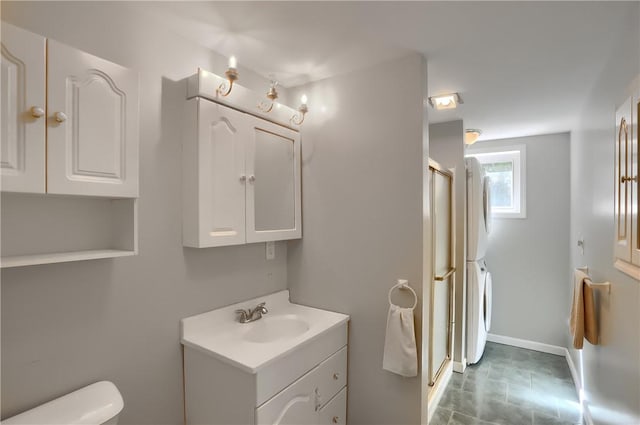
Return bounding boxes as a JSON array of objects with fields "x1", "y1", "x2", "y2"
[
  {"x1": 256, "y1": 323, "x2": 347, "y2": 405},
  {"x1": 315, "y1": 346, "x2": 347, "y2": 407},
  {"x1": 255, "y1": 347, "x2": 347, "y2": 425},
  {"x1": 319, "y1": 387, "x2": 347, "y2": 425}
]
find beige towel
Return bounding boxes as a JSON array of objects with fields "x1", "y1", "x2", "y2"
[{"x1": 570, "y1": 269, "x2": 598, "y2": 349}]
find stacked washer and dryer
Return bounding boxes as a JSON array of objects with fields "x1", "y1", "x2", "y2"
[{"x1": 465, "y1": 157, "x2": 493, "y2": 365}]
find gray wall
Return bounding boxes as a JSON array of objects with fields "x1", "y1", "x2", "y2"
[
  {"x1": 467, "y1": 133, "x2": 571, "y2": 347},
  {"x1": 428, "y1": 121, "x2": 467, "y2": 366},
  {"x1": 568, "y1": 2, "x2": 640, "y2": 423},
  {"x1": 286, "y1": 54, "x2": 428, "y2": 425},
  {"x1": 1, "y1": 3, "x2": 289, "y2": 423}
]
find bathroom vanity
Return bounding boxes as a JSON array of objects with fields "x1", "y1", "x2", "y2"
[{"x1": 180, "y1": 290, "x2": 349, "y2": 425}]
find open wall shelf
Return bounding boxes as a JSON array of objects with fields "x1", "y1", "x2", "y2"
[{"x1": 1, "y1": 193, "x2": 137, "y2": 268}]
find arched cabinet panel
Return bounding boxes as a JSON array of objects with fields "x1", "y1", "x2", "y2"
[
  {"x1": 614, "y1": 93, "x2": 640, "y2": 279},
  {"x1": 47, "y1": 39, "x2": 139, "y2": 197},
  {"x1": 0, "y1": 23, "x2": 46, "y2": 193}
]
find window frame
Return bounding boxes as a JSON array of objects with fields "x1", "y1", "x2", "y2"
[{"x1": 466, "y1": 144, "x2": 527, "y2": 219}]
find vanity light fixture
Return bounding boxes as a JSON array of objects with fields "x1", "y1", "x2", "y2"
[
  {"x1": 465, "y1": 129, "x2": 482, "y2": 145},
  {"x1": 217, "y1": 55, "x2": 239, "y2": 97},
  {"x1": 291, "y1": 94, "x2": 308, "y2": 125},
  {"x1": 258, "y1": 80, "x2": 279, "y2": 113},
  {"x1": 428, "y1": 93, "x2": 463, "y2": 110}
]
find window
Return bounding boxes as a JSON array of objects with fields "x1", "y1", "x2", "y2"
[{"x1": 466, "y1": 145, "x2": 526, "y2": 218}]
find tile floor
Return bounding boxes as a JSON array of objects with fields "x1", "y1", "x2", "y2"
[{"x1": 430, "y1": 342, "x2": 583, "y2": 425}]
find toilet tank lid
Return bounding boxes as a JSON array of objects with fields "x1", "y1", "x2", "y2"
[{"x1": 2, "y1": 381, "x2": 124, "y2": 425}]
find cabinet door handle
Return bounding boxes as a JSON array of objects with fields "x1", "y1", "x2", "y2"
[
  {"x1": 54, "y1": 112, "x2": 67, "y2": 123},
  {"x1": 332, "y1": 416, "x2": 339, "y2": 424},
  {"x1": 239, "y1": 175, "x2": 246, "y2": 182},
  {"x1": 30, "y1": 106, "x2": 45, "y2": 118},
  {"x1": 248, "y1": 175, "x2": 256, "y2": 183},
  {"x1": 333, "y1": 373, "x2": 340, "y2": 380},
  {"x1": 621, "y1": 175, "x2": 638, "y2": 183},
  {"x1": 314, "y1": 388, "x2": 322, "y2": 411}
]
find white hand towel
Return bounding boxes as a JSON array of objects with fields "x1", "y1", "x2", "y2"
[{"x1": 383, "y1": 304, "x2": 418, "y2": 377}]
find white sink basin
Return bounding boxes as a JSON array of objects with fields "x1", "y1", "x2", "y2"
[
  {"x1": 243, "y1": 314, "x2": 310, "y2": 343},
  {"x1": 180, "y1": 290, "x2": 349, "y2": 374}
]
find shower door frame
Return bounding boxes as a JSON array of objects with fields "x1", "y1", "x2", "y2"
[{"x1": 428, "y1": 159, "x2": 456, "y2": 387}]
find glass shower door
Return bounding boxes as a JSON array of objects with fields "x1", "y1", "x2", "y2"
[{"x1": 428, "y1": 160, "x2": 455, "y2": 386}]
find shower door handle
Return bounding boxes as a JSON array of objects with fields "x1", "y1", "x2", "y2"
[{"x1": 434, "y1": 267, "x2": 456, "y2": 281}]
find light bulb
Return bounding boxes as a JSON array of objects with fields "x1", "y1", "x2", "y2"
[
  {"x1": 300, "y1": 94, "x2": 308, "y2": 105},
  {"x1": 228, "y1": 56, "x2": 237, "y2": 69}
]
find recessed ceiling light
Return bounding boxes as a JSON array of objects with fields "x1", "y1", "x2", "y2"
[
  {"x1": 428, "y1": 93, "x2": 463, "y2": 110},
  {"x1": 465, "y1": 129, "x2": 482, "y2": 145}
]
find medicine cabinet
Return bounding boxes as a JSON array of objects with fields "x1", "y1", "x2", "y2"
[
  {"x1": 1, "y1": 22, "x2": 139, "y2": 267},
  {"x1": 614, "y1": 93, "x2": 640, "y2": 279},
  {"x1": 182, "y1": 78, "x2": 302, "y2": 248}
]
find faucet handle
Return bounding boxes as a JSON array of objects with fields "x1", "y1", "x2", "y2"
[
  {"x1": 235, "y1": 309, "x2": 249, "y2": 322},
  {"x1": 257, "y1": 302, "x2": 268, "y2": 314}
]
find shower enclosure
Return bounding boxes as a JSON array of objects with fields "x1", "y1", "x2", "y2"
[{"x1": 427, "y1": 159, "x2": 455, "y2": 387}]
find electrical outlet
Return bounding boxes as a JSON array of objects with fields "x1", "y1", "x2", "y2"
[{"x1": 266, "y1": 241, "x2": 275, "y2": 260}]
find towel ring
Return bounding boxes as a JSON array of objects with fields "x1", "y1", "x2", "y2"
[{"x1": 388, "y1": 279, "x2": 418, "y2": 310}]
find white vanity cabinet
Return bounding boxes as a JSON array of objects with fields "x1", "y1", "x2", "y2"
[
  {"x1": 614, "y1": 93, "x2": 640, "y2": 279},
  {"x1": 183, "y1": 97, "x2": 301, "y2": 248},
  {"x1": 181, "y1": 290, "x2": 349, "y2": 425},
  {"x1": 1, "y1": 22, "x2": 139, "y2": 198}
]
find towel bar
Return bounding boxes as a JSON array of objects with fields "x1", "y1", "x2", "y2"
[
  {"x1": 576, "y1": 267, "x2": 611, "y2": 294},
  {"x1": 585, "y1": 278, "x2": 611, "y2": 294}
]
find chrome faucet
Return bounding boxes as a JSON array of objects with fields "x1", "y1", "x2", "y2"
[{"x1": 235, "y1": 302, "x2": 268, "y2": 323}]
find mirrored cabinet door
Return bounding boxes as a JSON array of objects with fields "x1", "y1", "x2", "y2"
[{"x1": 246, "y1": 118, "x2": 301, "y2": 243}]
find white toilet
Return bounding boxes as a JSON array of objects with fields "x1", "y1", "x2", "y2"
[{"x1": 2, "y1": 381, "x2": 123, "y2": 425}]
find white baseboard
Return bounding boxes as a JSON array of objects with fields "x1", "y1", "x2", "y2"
[
  {"x1": 453, "y1": 359, "x2": 466, "y2": 373},
  {"x1": 427, "y1": 361, "x2": 453, "y2": 422},
  {"x1": 487, "y1": 333, "x2": 566, "y2": 356},
  {"x1": 563, "y1": 347, "x2": 593, "y2": 425}
]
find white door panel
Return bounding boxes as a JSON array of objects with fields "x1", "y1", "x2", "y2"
[
  {"x1": 246, "y1": 118, "x2": 301, "y2": 243},
  {"x1": 46, "y1": 39, "x2": 138, "y2": 197},
  {"x1": 197, "y1": 100, "x2": 247, "y2": 247},
  {"x1": 632, "y1": 94, "x2": 639, "y2": 265},
  {"x1": 615, "y1": 97, "x2": 632, "y2": 262},
  {"x1": 0, "y1": 23, "x2": 46, "y2": 193}
]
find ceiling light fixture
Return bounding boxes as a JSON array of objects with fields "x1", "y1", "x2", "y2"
[
  {"x1": 258, "y1": 80, "x2": 279, "y2": 113},
  {"x1": 465, "y1": 129, "x2": 482, "y2": 145},
  {"x1": 428, "y1": 93, "x2": 463, "y2": 110},
  {"x1": 217, "y1": 55, "x2": 239, "y2": 97},
  {"x1": 291, "y1": 95, "x2": 308, "y2": 125}
]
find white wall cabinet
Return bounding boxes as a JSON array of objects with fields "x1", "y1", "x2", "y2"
[
  {"x1": 183, "y1": 97, "x2": 301, "y2": 248},
  {"x1": 0, "y1": 23, "x2": 139, "y2": 268},
  {"x1": 1, "y1": 22, "x2": 139, "y2": 198},
  {"x1": 614, "y1": 94, "x2": 640, "y2": 279}
]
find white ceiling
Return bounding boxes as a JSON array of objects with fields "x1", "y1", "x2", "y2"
[{"x1": 145, "y1": 1, "x2": 637, "y2": 141}]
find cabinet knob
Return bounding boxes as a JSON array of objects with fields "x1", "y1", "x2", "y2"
[
  {"x1": 54, "y1": 112, "x2": 67, "y2": 123},
  {"x1": 333, "y1": 373, "x2": 340, "y2": 380},
  {"x1": 248, "y1": 175, "x2": 256, "y2": 183},
  {"x1": 332, "y1": 416, "x2": 339, "y2": 423},
  {"x1": 30, "y1": 106, "x2": 45, "y2": 118},
  {"x1": 239, "y1": 175, "x2": 246, "y2": 182}
]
